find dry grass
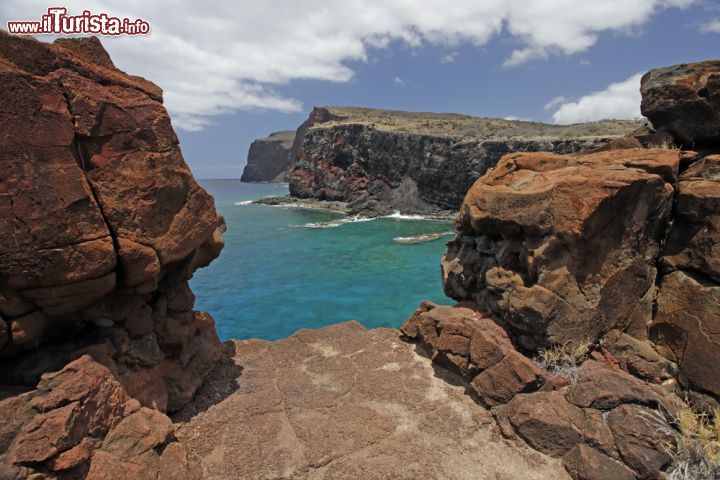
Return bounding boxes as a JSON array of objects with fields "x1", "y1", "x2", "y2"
[
  {"x1": 640, "y1": 399, "x2": 720, "y2": 480},
  {"x1": 314, "y1": 106, "x2": 642, "y2": 139},
  {"x1": 533, "y1": 340, "x2": 592, "y2": 383},
  {"x1": 657, "y1": 404, "x2": 720, "y2": 480}
]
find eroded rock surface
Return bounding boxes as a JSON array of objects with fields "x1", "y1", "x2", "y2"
[
  {"x1": 0, "y1": 32, "x2": 224, "y2": 412},
  {"x1": 443, "y1": 148, "x2": 678, "y2": 350},
  {"x1": 177, "y1": 321, "x2": 569, "y2": 480}
]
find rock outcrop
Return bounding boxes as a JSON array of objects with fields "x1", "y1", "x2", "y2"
[
  {"x1": 288, "y1": 106, "x2": 644, "y2": 215},
  {"x1": 418, "y1": 58, "x2": 720, "y2": 480},
  {"x1": 0, "y1": 32, "x2": 224, "y2": 412},
  {"x1": 240, "y1": 130, "x2": 295, "y2": 182},
  {"x1": 442, "y1": 148, "x2": 679, "y2": 350},
  {"x1": 641, "y1": 60, "x2": 720, "y2": 148}
]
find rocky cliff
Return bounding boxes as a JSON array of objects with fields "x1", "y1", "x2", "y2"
[
  {"x1": 240, "y1": 130, "x2": 295, "y2": 182},
  {"x1": 0, "y1": 32, "x2": 223, "y2": 479},
  {"x1": 288, "y1": 107, "x2": 645, "y2": 215},
  {"x1": 403, "y1": 58, "x2": 720, "y2": 479}
]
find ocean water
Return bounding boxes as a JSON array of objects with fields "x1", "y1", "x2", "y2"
[{"x1": 190, "y1": 180, "x2": 453, "y2": 341}]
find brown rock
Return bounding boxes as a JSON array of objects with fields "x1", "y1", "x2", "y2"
[
  {"x1": 562, "y1": 445, "x2": 635, "y2": 480},
  {"x1": 0, "y1": 32, "x2": 223, "y2": 412},
  {"x1": 651, "y1": 270, "x2": 720, "y2": 396},
  {"x1": 607, "y1": 404, "x2": 673, "y2": 480},
  {"x1": 100, "y1": 408, "x2": 172, "y2": 459},
  {"x1": 470, "y1": 351, "x2": 548, "y2": 406},
  {"x1": 443, "y1": 149, "x2": 677, "y2": 349},
  {"x1": 641, "y1": 60, "x2": 720, "y2": 147},
  {"x1": 661, "y1": 155, "x2": 720, "y2": 283},
  {"x1": 0, "y1": 396, "x2": 35, "y2": 454},
  {"x1": 494, "y1": 390, "x2": 616, "y2": 458},
  {"x1": 7, "y1": 355, "x2": 130, "y2": 466},
  {"x1": 565, "y1": 362, "x2": 664, "y2": 410}
]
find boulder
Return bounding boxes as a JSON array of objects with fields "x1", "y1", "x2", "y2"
[
  {"x1": 401, "y1": 303, "x2": 550, "y2": 406},
  {"x1": 651, "y1": 270, "x2": 720, "y2": 396},
  {"x1": 641, "y1": 60, "x2": 720, "y2": 147},
  {"x1": 607, "y1": 404, "x2": 673, "y2": 480},
  {"x1": 493, "y1": 390, "x2": 617, "y2": 458},
  {"x1": 661, "y1": 155, "x2": 720, "y2": 282},
  {"x1": 443, "y1": 149, "x2": 678, "y2": 349}
]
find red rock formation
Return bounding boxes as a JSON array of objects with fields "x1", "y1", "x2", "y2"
[
  {"x1": 442, "y1": 148, "x2": 679, "y2": 350},
  {"x1": 0, "y1": 32, "x2": 224, "y2": 413}
]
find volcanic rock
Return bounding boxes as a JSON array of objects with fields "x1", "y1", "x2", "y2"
[
  {"x1": 289, "y1": 106, "x2": 641, "y2": 215},
  {"x1": 0, "y1": 32, "x2": 223, "y2": 412},
  {"x1": 442, "y1": 148, "x2": 679, "y2": 349},
  {"x1": 401, "y1": 302, "x2": 552, "y2": 406},
  {"x1": 641, "y1": 60, "x2": 720, "y2": 147}
]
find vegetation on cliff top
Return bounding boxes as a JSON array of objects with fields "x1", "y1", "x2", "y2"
[{"x1": 314, "y1": 106, "x2": 643, "y2": 139}]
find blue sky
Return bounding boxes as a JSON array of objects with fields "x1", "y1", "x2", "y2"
[{"x1": 3, "y1": 1, "x2": 719, "y2": 178}]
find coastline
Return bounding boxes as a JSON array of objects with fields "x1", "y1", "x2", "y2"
[{"x1": 254, "y1": 194, "x2": 458, "y2": 222}]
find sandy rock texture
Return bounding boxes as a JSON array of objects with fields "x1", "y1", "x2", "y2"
[{"x1": 177, "y1": 321, "x2": 569, "y2": 480}]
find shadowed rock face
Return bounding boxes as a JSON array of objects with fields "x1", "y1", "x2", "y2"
[
  {"x1": 0, "y1": 32, "x2": 224, "y2": 413},
  {"x1": 240, "y1": 130, "x2": 295, "y2": 182},
  {"x1": 641, "y1": 60, "x2": 720, "y2": 148}
]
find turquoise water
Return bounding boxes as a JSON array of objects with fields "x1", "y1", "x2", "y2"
[{"x1": 191, "y1": 180, "x2": 452, "y2": 341}]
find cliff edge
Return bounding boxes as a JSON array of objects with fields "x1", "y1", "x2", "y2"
[
  {"x1": 240, "y1": 130, "x2": 295, "y2": 182},
  {"x1": 288, "y1": 107, "x2": 646, "y2": 215}
]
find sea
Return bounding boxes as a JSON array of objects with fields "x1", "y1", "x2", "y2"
[{"x1": 190, "y1": 180, "x2": 453, "y2": 341}]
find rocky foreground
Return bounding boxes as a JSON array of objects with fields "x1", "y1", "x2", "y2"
[
  {"x1": 1, "y1": 29, "x2": 720, "y2": 480},
  {"x1": 176, "y1": 321, "x2": 568, "y2": 480}
]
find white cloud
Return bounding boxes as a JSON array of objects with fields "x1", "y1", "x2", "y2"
[
  {"x1": 700, "y1": 19, "x2": 720, "y2": 33},
  {"x1": 0, "y1": 1, "x2": 694, "y2": 130},
  {"x1": 393, "y1": 76, "x2": 407, "y2": 86},
  {"x1": 544, "y1": 96, "x2": 569, "y2": 111},
  {"x1": 441, "y1": 51, "x2": 459, "y2": 64},
  {"x1": 503, "y1": 115, "x2": 532, "y2": 121},
  {"x1": 551, "y1": 73, "x2": 644, "y2": 124}
]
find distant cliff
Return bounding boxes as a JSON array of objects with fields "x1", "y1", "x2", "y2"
[
  {"x1": 288, "y1": 107, "x2": 645, "y2": 215},
  {"x1": 241, "y1": 130, "x2": 295, "y2": 182}
]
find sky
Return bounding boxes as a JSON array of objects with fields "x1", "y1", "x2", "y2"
[{"x1": 2, "y1": 1, "x2": 719, "y2": 178}]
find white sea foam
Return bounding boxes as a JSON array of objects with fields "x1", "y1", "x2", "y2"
[
  {"x1": 393, "y1": 231, "x2": 455, "y2": 244},
  {"x1": 234, "y1": 200, "x2": 254, "y2": 205},
  {"x1": 384, "y1": 211, "x2": 429, "y2": 220},
  {"x1": 289, "y1": 215, "x2": 376, "y2": 229}
]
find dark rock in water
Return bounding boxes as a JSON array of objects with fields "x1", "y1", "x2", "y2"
[
  {"x1": 288, "y1": 106, "x2": 641, "y2": 215},
  {"x1": 240, "y1": 130, "x2": 296, "y2": 182},
  {"x1": 641, "y1": 60, "x2": 720, "y2": 148},
  {"x1": 0, "y1": 31, "x2": 224, "y2": 413}
]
